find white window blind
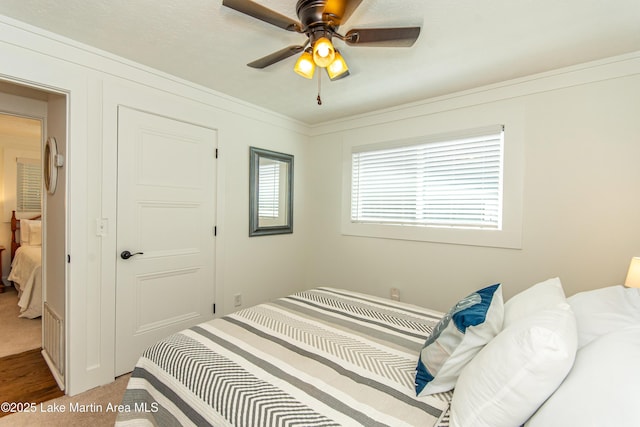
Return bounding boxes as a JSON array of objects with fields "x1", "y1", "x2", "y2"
[
  {"x1": 351, "y1": 127, "x2": 504, "y2": 229},
  {"x1": 258, "y1": 161, "x2": 280, "y2": 218},
  {"x1": 16, "y1": 157, "x2": 42, "y2": 213}
]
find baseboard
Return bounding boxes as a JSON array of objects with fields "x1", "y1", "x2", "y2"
[{"x1": 41, "y1": 349, "x2": 65, "y2": 392}]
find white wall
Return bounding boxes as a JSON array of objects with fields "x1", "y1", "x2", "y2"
[
  {"x1": 307, "y1": 53, "x2": 640, "y2": 312},
  {"x1": 216, "y1": 121, "x2": 312, "y2": 310},
  {"x1": 0, "y1": 16, "x2": 312, "y2": 395}
]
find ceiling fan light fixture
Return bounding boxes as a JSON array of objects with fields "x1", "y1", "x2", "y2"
[
  {"x1": 327, "y1": 50, "x2": 349, "y2": 80},
  {"x1": 222, "y1": 0, "x2": 423, "y2": 98},
  {"x1": 294, "y1": 48, "x2": 316, "y2": 79},
  {"x1": 312, "y1": 36, "x2": 335, "y2": 68}
]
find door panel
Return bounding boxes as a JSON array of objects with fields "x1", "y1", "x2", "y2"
[
  {"x1": 115, "y1": 107, "x2": 217, "y2": 375},
  {"x1": 134, "y1": 267, "x2": 202, "y2": 332}
]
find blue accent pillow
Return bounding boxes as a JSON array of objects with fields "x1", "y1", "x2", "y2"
[{"x1": 415, "y1": 283, "x2": 503, "y2": 396}]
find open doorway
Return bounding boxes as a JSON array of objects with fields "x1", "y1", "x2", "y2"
[
  {"x1": 0, "y1": 80, "x2": 67, "y2": 391},
  {"x1": 0, "y1": 112, "x2": 43, "y2": 358}
]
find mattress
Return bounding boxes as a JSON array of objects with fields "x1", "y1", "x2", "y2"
[{"x1": 116, "y1": 287, "x2": 453, "y2": 426}]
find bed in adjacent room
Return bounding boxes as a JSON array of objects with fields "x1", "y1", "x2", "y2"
[
  {"x1": 116, "y1": 279, "x2": 640, "y2": 427},
  {"x1": 7, "y1": 211, "x2": 43, "y2": 319}
]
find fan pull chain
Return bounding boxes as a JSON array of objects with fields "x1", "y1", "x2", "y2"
[{"x1": 317, "y1": 70, "x2": 322, "y2": 105}]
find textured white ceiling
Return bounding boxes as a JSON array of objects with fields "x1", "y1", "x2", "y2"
[{"x1": 1, "y1": 0, "x2": 639, "y2": 124}]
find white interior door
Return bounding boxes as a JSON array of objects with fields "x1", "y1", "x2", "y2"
[{"x1": 115, "y1": 106, "x2": 217, "y2": 375}]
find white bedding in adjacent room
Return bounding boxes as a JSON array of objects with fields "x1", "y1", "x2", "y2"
[{"x1": 8, "y1": 245, "x2": 42, "y2": 319}]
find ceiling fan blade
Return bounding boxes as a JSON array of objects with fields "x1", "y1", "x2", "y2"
[
  {"x1": 223, "y1": 0, "x2": 301, "y2": 32},
  {"x1": 323, "y1": 0, "x2": 364, "y2": 26},
  {"x1": 247, "y1": 45, "x2": 306, "y2": 69},
  {"x1": 344, "y1": 27, "x2": 421, "y2": 47}
]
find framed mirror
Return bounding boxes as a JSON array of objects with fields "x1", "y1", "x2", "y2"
[
  {"x1": 249, "y1": 147, "x2": 293, "y2": 236},
  {"x1": 44, "y1": 136, "x2": 59, "y2": 194}
]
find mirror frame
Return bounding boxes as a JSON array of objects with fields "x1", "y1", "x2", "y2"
[
  {"x1": 249, "y1": 147, "x2": 294, "y2": 236},
  {"x1": 44, "y1": 136, "x2": 58, "y2": 195}
]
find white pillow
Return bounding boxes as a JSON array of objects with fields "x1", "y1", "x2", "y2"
[
  {"x1": 526, "y1": 325, "x2": 640, "y2": 427},
  {"x1": 29, "y1": 221, "x2": 42, "y2": 246},
  {"x1": 568, "y1": 285, "x2": 640, "y2": 348},
  {"x1": 415, "y1": 283, "x2": 503, "y2": 396},
  {"x1": 503, "y1": 277, "x2": 566, "y2": 327},
  {"x1": 19, "y1": 219, "x2": 32, "y2": 245},
  {"x1": 19, "y1": 219, "x2": 42, "y2": 246},
  {"x1": 450, "y1": 304, "x2": 577, "y2": 427}
]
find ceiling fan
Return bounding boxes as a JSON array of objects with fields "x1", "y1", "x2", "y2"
[{"x1": 222, "y1": 0, "x2": 421, "y2": 86}]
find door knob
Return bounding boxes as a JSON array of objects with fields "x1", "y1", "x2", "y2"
[{"x1": 121, "y1": 250, "x2": 144, "y2": 260}]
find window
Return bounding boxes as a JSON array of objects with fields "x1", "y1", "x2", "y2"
[
  {"x1": 351, "y1": 127, "x2": 503, "y2": 229},
  {"x1": 16, "y1": 157, "x2": 42, "y2": 213},
  {"x1": 342, "y1": 125, "x2": 523, "y2": 249},
  {"x1": 258, "y1": 160, "x2": 280, "y2": 219}
]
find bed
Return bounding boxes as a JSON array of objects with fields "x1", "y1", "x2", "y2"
[
  {"x1": 116, "y1": 287, "x2": 452, "y2": 426},
  {"x1": 116, "y1": 280, "x2": 640, "y2": 427},
  {"x1": 7, "y1": 210, "x2": 43, "y2": 319}
]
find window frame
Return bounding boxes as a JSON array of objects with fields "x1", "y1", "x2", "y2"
[
  {"x1": 249, "y1": 146, "x2": 294, "y2": 237},
  {"x1": 341, "y1": 125, "x2": 524, "y2": 249},
  {"x1": 3, "y1": 148, "x2": 42, "y2": 221},
  {"x1": 16, "y1": 157, "x2": 43, "y2": 213}
]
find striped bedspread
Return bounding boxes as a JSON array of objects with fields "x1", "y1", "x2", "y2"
[{"x1": 116, "y1": 287, "x2": 452, "y2": 426}]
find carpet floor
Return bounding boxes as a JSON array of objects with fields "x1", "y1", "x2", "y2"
[
  {"x1": 0, "y1": 374, "x2": 130, "y2": 427},
  {"x1": 0, "y1": 287, "x2": 41, "y2": 358}
]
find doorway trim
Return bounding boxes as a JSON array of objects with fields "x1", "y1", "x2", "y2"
[
  {"x1": 0, "y1": 79, "x2": 68, "y2": 390},
  {"x1": 0, "y1": 75, "x2": 72, "y2": 391}
]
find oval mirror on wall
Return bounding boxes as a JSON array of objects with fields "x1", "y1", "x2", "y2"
[{"x1": 44, "y1": 136, "x2": 58, "y2": 194}]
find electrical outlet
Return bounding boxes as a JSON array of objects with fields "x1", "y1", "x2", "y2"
[
  {"x1": 390, "y1": 288, "x2": 400, "y2": 301},
  {"x1": 233, "y1": 294, "x2": 242, "y2": 307}
]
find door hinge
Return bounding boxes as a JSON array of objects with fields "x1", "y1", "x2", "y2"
[
  {"x1": 213, "y1": 303, "x2": 216, "y2": 314},
  {"x1": 215, "y1": 148, "x2": 218, "y2": 159},
  {"x1": 67, "y1": 254, "x2": 71, "y2": 263},
  {"x1": 214, "y1": 226, "x2": 217, "y2": 236}
]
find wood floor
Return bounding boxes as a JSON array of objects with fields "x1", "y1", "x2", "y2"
[{"x1": 0, "y1": 348, "x2": 63, "y2": 417}]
